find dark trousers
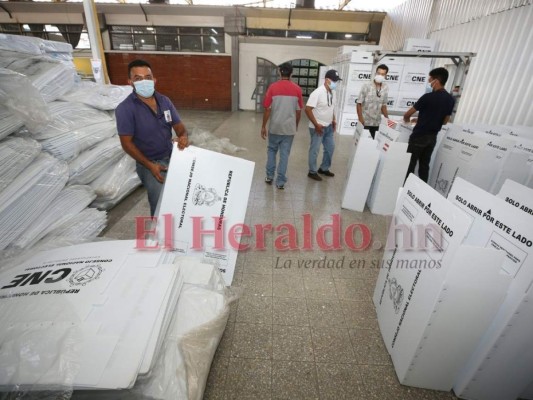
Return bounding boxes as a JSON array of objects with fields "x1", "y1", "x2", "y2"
[
  {"x1": 406, "y1": 134, "x2": 437, "y2": 183},
  {"x1": 366, "y1": 126, "x2": 378, "y2": 139}
]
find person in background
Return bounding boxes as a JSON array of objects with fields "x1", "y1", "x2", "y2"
[
  {"x1": 305, "y1": 69, "x2": 341, "y2": 181},
  {"x1": 116, "y1": 59, "x2": 189, "y2": 216},
  {"x1": 356, "y1": 64, "x2": 390, "y2": 139},
  {"x1": 261, "y1": 62, "x2": 304, "y2": 190},
  {"x1": 403, "y1": 67, "x2": 455, "y2": 183}
]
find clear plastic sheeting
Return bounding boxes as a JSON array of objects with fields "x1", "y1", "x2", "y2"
[
  {"x1": 30, "y1": 102, "x2": 113, "y2": 140},
  {"x1": 70, "y1": 258, "x2": 234, "y2": 400},
  {"x1": 4, "y1": 56, "x2": 76, "y2": 103},
  {"x1": 90, "y1": 155, "x2": 141, "y2": 210},
  {"x1": 189, "y1": 127, "x2": 247, "y2": 154},
  {"x1": 9, "y1": 185, "x2": 97, "y2": 251},
  {"x1": 0, "y1": 153, "x2": 68, "y2": 251},
  {"x1": 0, "y1": 68, "x2": 51, "y2": 134},
  {"x1": 68, "y1": 138, "x2": 124, "y2": 185},
  {"x1": 38, "y1": 208, "x2": 107, "y2": 247},
  {"x1": 0, "y1": 33, "x2": 43, "y2": 56},
  {"x1": 0, "y1": 107, "x2": 23, "y2": 140},
  {"x1": 40, "y1": 121, "x2": 117, "y2": 161},
  {"x1": 61, "y1": 82, "x2": 133, "y2": 111},
  {"x1": 0, "y1": 137, "x2": 41, "y2": 192}
]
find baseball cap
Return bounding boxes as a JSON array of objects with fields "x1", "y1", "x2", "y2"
[{"x1": 325, "y1": 69, "x2": 342, "y2": 82}]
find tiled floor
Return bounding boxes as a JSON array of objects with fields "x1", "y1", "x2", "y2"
[{"x1": 102, "y1": 110, "x2": 458, "y2": 400}]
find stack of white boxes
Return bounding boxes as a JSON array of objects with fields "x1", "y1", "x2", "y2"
[
  {"x1": 373, "y1": 174, "x2": 533, "y2": 397},
  {"x1": 333, "y1": 51, "x2": 373, "y2": 136},
  {"x1": 334, "y1": 39, "x2": 436, "y2": 136}
]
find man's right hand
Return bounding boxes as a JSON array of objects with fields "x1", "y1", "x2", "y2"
[
  {"x1": 149, "y1": 162, "x2": 168, "y2": 183},
  {"x1": 359, "y1": 118, "x2": 365, "y2": 126},
  {"x1": 261, "y1": 127, "x2": 267, "y2": 140},
  {"x1": 315, "y1": 124, "x2": 324, "y2": 135}
]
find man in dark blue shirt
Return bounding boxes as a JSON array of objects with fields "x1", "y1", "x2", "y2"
[
  {"x1": 116, "y1": 59, "x2": 189, "y2": 216},
  {"x1": 403, "y1": 67, "x2": 455, "y2": 183}
]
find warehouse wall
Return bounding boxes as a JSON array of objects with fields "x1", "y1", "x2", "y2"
[
  {"x1": 106, "y1": 53, "x2": 232, "y2": 111},
  {"x1": 239, "y1": 41, "x2": 337, "y2": 110},
  {"x1": 380, "y1": 0, "x2": 533, "y2": 127}
]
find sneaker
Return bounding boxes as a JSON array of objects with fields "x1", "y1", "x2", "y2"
[
  {"x1": 307, "y1": 172, "x2": 323, "y2": 181},
  {"x1": 276, "y1": 184, "x2": 284, "y2": 190},
  {"x1": 318, "y1": 169, "x2": 335, "y2": 177},
  {"x1": 265, "y1": 177, "x2": 273, "y2": 184}
]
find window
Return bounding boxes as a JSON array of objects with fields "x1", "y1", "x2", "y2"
[
  {"x1": 109, "y1": 25, "x2": 225, "y2": 53},
  {"x1": 0, "y1": 23, "x2": 89, "y2": 49},
  {"x1": 247, "y1": 28, "x2": 368, "y2": 42}
]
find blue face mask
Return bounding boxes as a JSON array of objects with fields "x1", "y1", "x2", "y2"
[
  {"x1": 425, "y1": 79, "x2": 434, "y2": 94},
  {"x1": 330, "y1": 81, "x2": 338, "y2": 90},
  {"x1": 133, "y1": 79, "x2": 155, "y2": 98}
]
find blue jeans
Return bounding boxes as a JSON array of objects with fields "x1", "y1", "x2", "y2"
[
  {"x1": 308, "y1": 124, "x2": 335, "y2": 174},
  {"x1": 266, "y1": 133, "x2": 295, "y2": 186},
  {"x1": 136, "y1": 158, "x2": 169, "y2": 216}
]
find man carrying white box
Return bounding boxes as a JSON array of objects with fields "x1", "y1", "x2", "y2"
[{"x1": 403, "y1": 67, "x2": 454, "y2": 182}]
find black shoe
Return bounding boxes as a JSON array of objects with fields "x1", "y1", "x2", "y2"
[
  {"x1": 276, "y1": 184, "x2": 284, "y2": 190},
  {"x1": 318, "y1": 169, "x2": 335, "y2": 177},
  {"x1": 307, "y1": 172, "x2": 323, "y2": 181},
  {"x1": 265, "y1": 177, "x2": 273, "y2": 184}
]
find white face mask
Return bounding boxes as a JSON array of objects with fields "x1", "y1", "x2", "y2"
[{"x1": 374, "y1": 75, "x2": 385, "y2": 84}]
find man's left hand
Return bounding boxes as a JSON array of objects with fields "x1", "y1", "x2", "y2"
[{"x1": 332, "y1": 120, "x2": 337, "y2": 132}]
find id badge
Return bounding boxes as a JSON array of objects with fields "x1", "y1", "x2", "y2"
[{"x1": 164, "y1": 110, "x2": 172, "y2": 123}]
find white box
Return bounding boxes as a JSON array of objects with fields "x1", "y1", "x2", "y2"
[
  {"x1": 399, "y1": 62, "x2": 431, "y2": 93},
  {"x1": 348, "y1": 51, "x2": 373, "y2": 64},
  {"x1": 346, "y1": 63, "x2": 373, "y2": 84},
  {"x1": 373, "y1": 175, "x2": 510, "y2": 391},
  {"x1": 156, "y1": 146, "x2": 255, "y2": 285},
  {"x1": 338, "y1": 112, "x2": 358, "y2": 136},
  {"x1": 449, "y1": 178, "x2": 533, "y2": 400},
  {"x1": 403, "y1": 38, "x2": 438, "y2": 52},
  {"x1": 428, "y1": 130, "x2": 515, "y2": 197},
  {"x1": 395, "y1": 92, "x2": 422, "y2": 112},
  {"x1": 366, "y1": 135, "x2": 411, "y2": 215},
  {"x1": 341, "y1": 123, "x2": 380, "y2": 211},
  {"x1": 491, "y1": 135, "x2": 533, "y2": 193},
  {"x1": 498, "y1": 179, "x2": 533, "y2": 217}
]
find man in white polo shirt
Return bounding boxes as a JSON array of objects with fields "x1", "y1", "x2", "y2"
[{"x1": 305, "y1": 69, "x2": 341, "y2": 181}]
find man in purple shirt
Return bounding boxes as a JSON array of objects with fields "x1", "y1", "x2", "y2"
[{"x1": 116, "y1": 59, "x2": 189, "y2": 216}]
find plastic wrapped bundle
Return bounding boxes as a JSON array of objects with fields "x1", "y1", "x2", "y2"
[
  {"x1": 61, "y1": 81, "x2": 133, "y2": 111},
  {"x1": 0, "y1": 33, "x2": 43, "y2": 56},
  {"x1": 38, "y1": 207, "x2": 107, "y2": 246},
  {"x1": 6, "y1": 56, "x2": 76, "y2": 102},
  {"x1": 40, "y1": 120, "x2": 117, "y2": 161},
  {"x1": 0, "y1": 50, "x2": 30, "y2": 68},
  {"x1": 9, "y1": 185, "x2": 97, "y2": 250},
  {"x1": 0, "y1": 68, "x2": 51, "y2": 133},
  {"x1": 41, "y1": 39, "x2": 72, "y2": 55},
  {"x1": 0, "y1": 107, "x2": 23, "y2": 140},
  {"x1": 90, "y1": 154, "x2": 141, "y2": 210},
  {"x1": 68, "y1": 137, "x2": 124, "y2": 185},
  {"x1": 31, "y1": 101, "x2": 113, "y2": 139},
  {"x1": 189, "y1": 127, "x2": 247, "y2": 154},
  {"x1": 0, "y1": 137, "x2": 41, "y2": 192},
  {"x1": 0, "y1": 152, "x2": 68, "y2": 251}
]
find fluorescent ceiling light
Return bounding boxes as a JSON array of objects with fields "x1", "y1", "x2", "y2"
[
  {"x1": 345, "y1": 34, "x2": 352, "y2": 38},
  {"x1": 296, "y1": 35, "x2": 312, "y2": 39}
]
